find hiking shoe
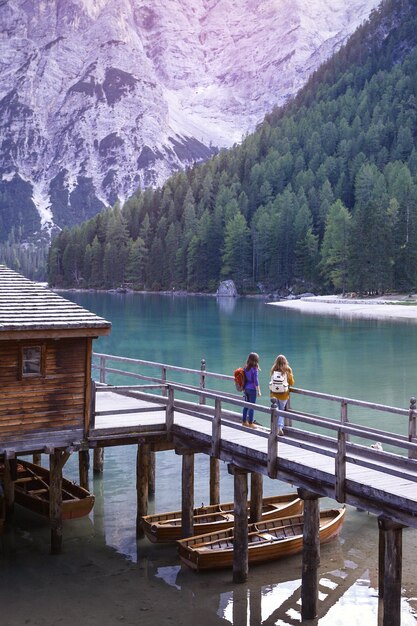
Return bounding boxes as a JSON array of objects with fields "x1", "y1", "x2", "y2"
[
  {"x1": 248, "y1": 422, "x2": 257, "y2": 428},
  {"x1": 278, "y1": 427, "x2": 284, "y2": 436},
  {"x1": 242, "y1": 421, "x2": 247, "y2": 426}
]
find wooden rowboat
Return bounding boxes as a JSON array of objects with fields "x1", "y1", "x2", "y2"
[
  {"x1": 12, "y1": 459, "x2": 95, "y2": 520},
  {"x1": 177, "y1": 507, "x2": 346, "y2": 571},
  {"x1": 141, "y1": 493, "x2": 303, "y2": 543}
]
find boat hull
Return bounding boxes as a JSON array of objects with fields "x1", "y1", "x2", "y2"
[
  {"x1": 12, "y1": 460, "x2": 95, "y2": 520},
  {"x1": 177, "y1": 507, "x2": 346, "y2": 571},
  {"x1": 142, "y1": 493, "x2": 303, "y2": 543}
]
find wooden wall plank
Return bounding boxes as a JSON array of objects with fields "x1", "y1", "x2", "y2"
[{"x1": 0, "y1": 338, "x2": 88, "y2": 443}]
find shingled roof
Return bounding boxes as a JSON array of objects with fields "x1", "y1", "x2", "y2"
[{"x1": 0, "y1": 265, "x2": 111, "y2": 337}]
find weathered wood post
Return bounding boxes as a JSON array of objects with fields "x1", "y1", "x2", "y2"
[
  {"x1": 166, "y1": 386, "x2": 174, "y2": 438},
  {"x1": 209, "y1": 457, "x2": 220, "y2": 505},
  {"x1": 93, "y1": 447, "x2": 104, "y2": 474},
  {"x1": 91, "y1": 380, "x2": 104, "y2": 474},
  {"x1": 99, "y1": 355, "x2": 106, "y2": 384},
  {"x1": 229, "y1": 464, "x2": 249, "y2": 583},
  {"x1": 152, "y1": 367, "x2": 165, "y2": 492},
  {"x1": 408, "y1": 396, "x2": 417, "y2": 459},
  {"x1": 378, "y1": 520, "x2": 385, "y2": 608},
  {"x1": 50, "y1": 450, "x2": 69, "y2": 555},
  {"x1": 3, "y1": 456, "x2": 16, "y2": 520},
  {"x1": 378, "y1": 516, "x2": 404, "y2": 626},
  {"x1": 211, "y1": 397, "x2": 221, "y2": 457},
  {"x1": 210, "y1": 397, "x2": 221, "y2": 504},
  {"x1": 335, "y1": 399, "x2": 347, "y2": 503},
  {"x1": 268, "y1": 398, "x2": 279, "y2": 479},
  {"x1": 298, "y1": 488, "x2": 321, "y2": 620},
  {"x1": 33, "y1": 453, "x2": 41, "y2": 465},
  {"x1": 149, "y1": 451, "x2": 156, "y2": 497},
  {"x1": 205, "y1": 360, "x2": 220, "y2": 503},
  {"x1": 199, "y1": 358, "x2": 206, "y2": 405},
  {"x1": 161, "y1": 366, "x2": 167, "y2": 396},
  {"x1": 181, "y1": 451, "x2": 195, "y2": 538},
  {"x1": 250, "y1": 473, "x2": 263, "y2": 523},
  {"x1": 78, "y1": 449, "x2": 90, "y2": 491},
  {"x1": 136, "y1": 443, "x2": 150, "y2": 538}
]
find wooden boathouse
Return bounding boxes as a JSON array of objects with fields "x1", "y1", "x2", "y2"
[
  {"x1": 0, "y1": 265, "x2": 110, "y2": 550},
  {"x1": 1, "y1": 266, "x2": 417, "y2": 626}
]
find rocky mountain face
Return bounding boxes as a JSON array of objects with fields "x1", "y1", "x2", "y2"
[{"x1": 0, "y1": 0, "x2": 381, "y2": 240}]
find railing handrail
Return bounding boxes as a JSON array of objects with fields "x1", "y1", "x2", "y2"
[
  {"x1": 93, "y1": 351, "x2": 229, "y2": 381},
  {"x1": 93, "y1": 379, "x2": 417, "y2": 456},
  {"x1": 92, "y1": 352, "x2": 413, "y2": 416}
]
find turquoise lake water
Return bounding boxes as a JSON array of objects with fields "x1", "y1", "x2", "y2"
[
  {"x1": 2, "y1": 293, "x2": 417, "y2": 626},
  {"x1": 71, "y1": 291, "x2": 417, "y2": 409}
]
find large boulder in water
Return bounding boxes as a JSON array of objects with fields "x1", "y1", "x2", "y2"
[{"x1": 216, "y1": 280, "x2": 238, "y2": 297}]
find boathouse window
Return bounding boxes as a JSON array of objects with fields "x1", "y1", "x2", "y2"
[{"x1": 20, "y1": 346, "x2": 44, "y2": 377}]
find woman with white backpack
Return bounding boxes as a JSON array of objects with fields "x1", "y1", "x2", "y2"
[{"x1": 269, "y1": 354, "x2": 294, "y2": 436}]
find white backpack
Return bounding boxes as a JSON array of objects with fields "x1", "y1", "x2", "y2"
[{"x1": 269, "y1": 370, "x2": 288, "y2": 394}]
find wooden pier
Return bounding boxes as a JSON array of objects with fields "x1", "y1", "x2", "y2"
[{"x1": 91, "y1": 354, "x2": 417, "y2": 624}]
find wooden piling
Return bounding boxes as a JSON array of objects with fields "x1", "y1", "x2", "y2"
[
  {"x1": 78, "y1": 449, "x2": 90, "y2": 491},
  {"x1": 209, "y1": 457, "x2": 220, "y2": 505},
  {"x1": 3, "y1": 458, "x2": 15, "y2": 520},
  {"x1": 211, "y1": 397, "x2": 221, "y2": 458},
  {"x1": 49, "y1": 451, "x2": 64, "y2": 554},
  {"x1": 136, "y1": 443, "x2": 150, "y2": 538},
  {"x1": 249, "y1": 472, "x2": 263, "y2": 523},
  {"x1": 298, "y1": 488, "x2": 320, "y2": 620},
  {"x1": 149, "y1": 451, "x2": 156, "y2": 497},
  {"x1": 33, "y1": 453, "x2": 41, "y2": 465},
  {"x1": 408, "y1": 397, "x2": 417, "y2": 459},
  {"x1": 231, "y1": 466, "x2": 249, "y2": 583},
  {"x1": 335, "y1": 400, "x2": 347, "y2": 502},
  {"x1": 378, "y1": 517, "x2": 404, "y2": 626},
  {"x1": 93, "y1": 447, "x2": 104, "y2": 474},
  {"x1": 267, "y1": 399, "x2": 278, "y2": 478},
  {"x1": 181, "y1": 452, "x2": 195, "y2": 538}
]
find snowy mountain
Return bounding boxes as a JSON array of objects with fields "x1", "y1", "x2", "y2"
[{"x1": 0, "y1": 0, "x2": 381, "y2": 239}]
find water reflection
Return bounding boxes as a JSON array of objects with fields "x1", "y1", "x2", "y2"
[
  {"x1": 216, "y1": 296, "x2": 237, "y2": 314},
  {"x1": 155, "y1": 565, "x2": 182, "y2": 589},
  {"x1": 215, "y1": 569, "x2": 417, "y2": 625}
]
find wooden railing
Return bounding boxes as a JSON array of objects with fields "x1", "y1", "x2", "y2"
[
  {"x1": 92, "y1": 352, "x2": 417, "y2": 508},
  {"x1": 92, "y1": 352, "x2": 416, "y2": 447}
]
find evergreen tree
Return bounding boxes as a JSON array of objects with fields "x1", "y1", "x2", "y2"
[
  {"x1": 320, "y1": 200, "x2": 352, "y2": 293},
  {"x1": 221, "y1": 213, "x2": 252, "y2": 286},
  {"x1": 349, "y1": 164, "x2": 393, "y2": 293}
]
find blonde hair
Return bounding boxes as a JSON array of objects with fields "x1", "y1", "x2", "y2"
[{"x1": 270, "y1": 354, "x2": 289, "y2": 376}]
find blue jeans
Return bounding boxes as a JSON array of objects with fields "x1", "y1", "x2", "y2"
[
  {"x1": 243, "y1": 388, "x2": 257, "y2": 423},
  {"x1": 277, "y1": 399, "x2": 288, "y2": 428}
]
